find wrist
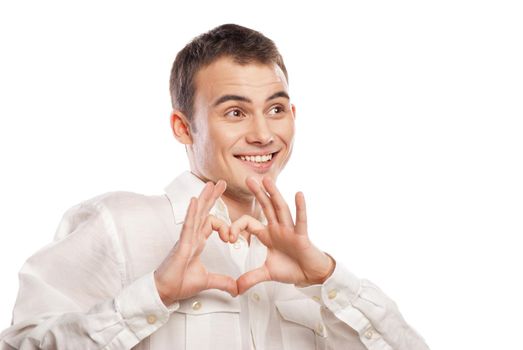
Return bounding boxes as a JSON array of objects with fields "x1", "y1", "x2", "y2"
[
  {"x1": 299, "y1": 252, "x2": 336, "y2": 287},
  {"x1": 316, "y1": 252, "x2": 336, "y2": 284},
  {"x1": 154, "y1": 270, "x2": 175, "y2": 306}
]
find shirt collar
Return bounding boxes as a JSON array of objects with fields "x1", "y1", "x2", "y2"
[{"x1": 164, "y1": 171, "x2": 231, "y2": 224}]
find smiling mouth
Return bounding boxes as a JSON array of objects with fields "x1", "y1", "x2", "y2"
[{"x1": 234, "y1": 151, "x2": 279, "y2": 168}]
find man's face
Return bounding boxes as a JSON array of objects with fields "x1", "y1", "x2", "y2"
[{"x1": 186, "y1": 56, "x2": 295, "y2": 199}]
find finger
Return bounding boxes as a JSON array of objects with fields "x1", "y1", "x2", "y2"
[
  {"x1": 262, "y1": 177, "x2": 294, "y2": 227},
  {"x1": 179, "y1": 197, "x2": 198, "y2": 245},
  {"x1": 206, "y1": 273, "x2": 239, "y2": 297},
  {"x1": 229, "y1": 215, "x2": 270, "y2": 245},
  {"x1": 202, "y1": 215, "x2": 230, "y2": 243},
  {"x1": 194, "y1": 182, "x2": 214, "y2": 229},
  {"x1": 245, "y1": 177, "x2": 277, "y2": 224},
  {"x1": 294, "y1": 191, "x2": 308, "y2": 235},
  {"x1": 237, "y1": 266, "x2": 271, "y2": 295},
  {"x1": 200, "y1": 180, "x2": 227, "y2": 217}
]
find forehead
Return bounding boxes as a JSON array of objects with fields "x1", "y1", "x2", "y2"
[{"x1": 194, "y1": 57, "x2": 288, "y2": 104}]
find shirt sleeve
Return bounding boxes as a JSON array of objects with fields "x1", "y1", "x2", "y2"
[
  {"x1": 297, "y1": 261, "x2": 430, "y2": 350},
  {"x1": 0, "y1": 197, "x2": 179, "y2": 350}
]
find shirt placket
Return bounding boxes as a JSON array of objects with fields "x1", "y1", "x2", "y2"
[
  {"x1": 212, "y1": 199, "x2": 272, "y2": 350},
  {"x1": 244, "y1": 235, "x2": 269, "y2": 350}
]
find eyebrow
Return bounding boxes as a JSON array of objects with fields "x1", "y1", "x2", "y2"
[
  {"x1": 212, "y1": 90, "x2": 290, "y2": 107},
  {"x1": 266, "y1": 91, "x2": 290, "y2": 101}
]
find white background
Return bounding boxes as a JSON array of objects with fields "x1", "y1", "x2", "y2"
[{"x1": 1, "y1": 1, "x2": 522, "y2": 348}]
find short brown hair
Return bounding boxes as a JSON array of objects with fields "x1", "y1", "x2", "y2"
[{"x1": 169, "y1": 24, "x2": 288, "y2": 124}]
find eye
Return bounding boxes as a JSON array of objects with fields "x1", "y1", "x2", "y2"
[
  {"x1": 268, "y1": 105, "x2": 286, "y2": 115},
  {"x1": 225, "y1": 108, "x2": 245, "y2": 118}
]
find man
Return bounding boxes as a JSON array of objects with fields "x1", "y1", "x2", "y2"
[{"x1": 0, "y1": 24, "x2": 429, "y2": 349}]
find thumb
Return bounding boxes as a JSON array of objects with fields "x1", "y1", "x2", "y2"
[
  {"x1": 206, "y1": 273, "x2": 239, "y2": 297},
  {"x1": 236, "y1": 266, "x2": 271, "y2": 295}
]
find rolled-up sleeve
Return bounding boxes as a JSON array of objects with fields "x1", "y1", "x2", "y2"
[
  {"x1": 298, "y1": 262, "x2": 430, "y2": 350},
  {"x1": 0, "y1": 197, "x2": 177, "y2": 350}
]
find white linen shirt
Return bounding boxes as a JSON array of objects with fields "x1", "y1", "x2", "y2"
[{"x1": 0, "y1": 171, "x2": 429, "y2": 350}]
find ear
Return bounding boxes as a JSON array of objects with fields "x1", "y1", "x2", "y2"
[
  {"x1": 170, "y1": 111, "x2": 193, "y2": 144},
  {"x1": 291, "y1": 104, "x2": 296, "y2": 119}
]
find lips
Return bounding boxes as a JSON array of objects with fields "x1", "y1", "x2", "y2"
[{"x1": 234, "y1": 151, "x2": 279, "y2": 172}]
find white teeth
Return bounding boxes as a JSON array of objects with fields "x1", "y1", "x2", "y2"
[{"x1": 239, "y1": 153, "x2": 273, "y2": 163}]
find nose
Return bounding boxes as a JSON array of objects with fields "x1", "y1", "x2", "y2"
[{"x1": 245, "y1": 114, "x2": 274, "y2": 146}]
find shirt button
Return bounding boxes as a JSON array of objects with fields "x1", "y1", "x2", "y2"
[
  {"x1": 364, "y1": 329, "x2": 374, "y2": 339},
  {"x1": 252, "y1": 293, "x2": 260, "y2": 302},
  {"x1": 146, "y1": 314, "x2": 157, "y2": 324},
  {"x1": 233, "y1": 242, "x2": 242, "y2": 249},
  {"x1": 312, "y1": 295, "x2": 321, "y2": 302},
  {"x1": 192, "y1": 301, "x2": 202, "y2": 310},
  {"x1": 315, "y1": 323, "x2": 325, "y2": 336},
  {"x1": 327, "y1": 289, "x2": 338, "y2": 299}
]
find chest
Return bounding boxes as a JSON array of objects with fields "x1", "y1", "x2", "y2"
[{"x1": 120, "y1": 217, "x2": 327, "y2": 350}]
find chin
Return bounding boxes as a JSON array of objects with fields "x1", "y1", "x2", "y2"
[
  {"x1": 224, "y1": 182, "x2": 255, "y2": 202},
  {"x1": 245, "y1": 168, "x2": 280, "y2": 183}
]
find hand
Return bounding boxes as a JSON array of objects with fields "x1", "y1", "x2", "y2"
[
  {"x1": 230, "y1": 176, "x2": 336, "y2": 294},
  {"x1": 154, "y1": 180, "x2": 238, "y2": 306}
]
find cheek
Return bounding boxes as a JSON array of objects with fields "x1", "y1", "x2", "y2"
[
  {"x1": 274, "y1": 118, "x2": 295, "y2": 145},
  {"x1": 207, "y1": 123, "x2": 239, "y2": 155}
]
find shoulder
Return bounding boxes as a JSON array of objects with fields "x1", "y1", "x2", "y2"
[
  {"x1": 66, "y1": 190, "x2": 171, "y2": 216},
  {"x1": 55, "y1": 191, "x2": 174, "y2": 240}
]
